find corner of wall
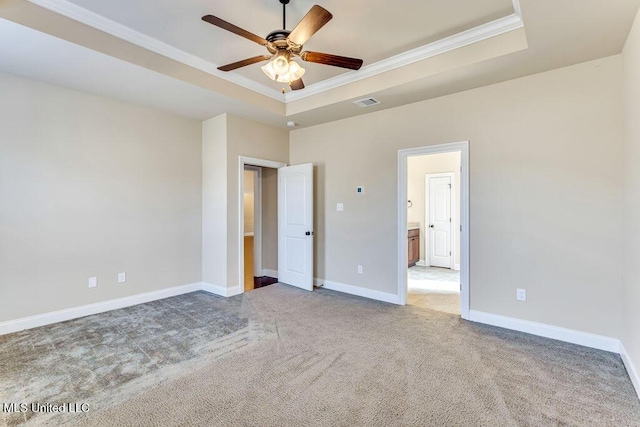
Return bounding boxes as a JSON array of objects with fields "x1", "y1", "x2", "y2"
[
  {"x1": 621, "y1": 5, "x2": 640, "y2": 401},
  {"x1": 202, "y1": 113, "x2": 229, "y2": 286}
]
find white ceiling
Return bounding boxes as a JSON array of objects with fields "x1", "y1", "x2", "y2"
[
  {"x1": 0, "y1": 18, "x2": 284, "y2": 124},
  {"x1": 59, "y1": 0, "x2": 515, "y2": 87},
  {"x1": 0, "y1": 0, "x2": 639, "y2": 127}
]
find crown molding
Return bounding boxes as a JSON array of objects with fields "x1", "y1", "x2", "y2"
[
  {"x1": 284, "y1": 12, "x2": 524, "y2": 102},
  {"x1": 27, "y1": 0, "x2": 524, "y2": 105},
  {"x1": 512, "y1": 0, "x2": 523, "y2": 19},
  {"x1": 26, "y1": 0, "x2": 284, "y2": 101}
]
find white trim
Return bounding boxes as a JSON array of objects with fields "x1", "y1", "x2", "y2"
[
  {"x1": 201, "y1": 282, "x2": 242, "y2": 298},
  {"x1": 315, "y1": 278, "x2": 401, "y2": 305},
  {"x1": 620, "y1": 343, "x2": 640, "y2": 400},
  {"x1": 261, "y1": 269, "x2": 278, "y2": 279},
  {"x1": 415, "y1": 259, "x2": 427, "y2": 267},
  {"x1": 26, "y1": 0, "x2": 281, "y2": 101},
  {"x1": 512, "y1": 0, "x2": 523, "y2": 19},
  {"x1": 424, "y1": 172, "x2": 456, "y2": 269},
  {"x1": 27, "y1": 0, "x2": 523, "y2": 104},
  {"x1": 284, "y1": 13, "x2": 524, "y2": 102},
  {"x1": 0, "y1": 282, "x2": 201, "y2": 336},
  {"x1": 398, "y1": 142, "x2": 470, "y2": 320},
  {"x1": 244, "y1": 165, "x2": 263, "y2": 277},
  {"x1": 469, "y1": 310, "x2": 620, "y2": 353},
  {"x1": 244, "y1": 232, "x2": 255, "y2": 237},
  {"x1": 454, "y1": 264, "x2": 460, "y2": 271},
  {"x1": 239, "y1": 157, "x2": 287, "y2": 295},
  {"x1": 241, "y1": 157, "x2": 287, "y2": 170}
]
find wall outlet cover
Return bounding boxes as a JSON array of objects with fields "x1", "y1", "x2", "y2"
[
  {"x1": 356, "y1": 186, "x2": 365, "y2": 194},
  {"x1": 337, "y1": 203, "x2": 344, "y2": 212},
  {"x1": 88, "y1": 277, "x2": 97, "y2": 288},
  {"x1": 517, "y1": 288, "x2": 527, "y2": 301},
  {"x1": 118, "y1": 272, "x2": 126, "y2": 283}
]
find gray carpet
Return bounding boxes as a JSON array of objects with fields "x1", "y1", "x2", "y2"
[{"x1": 2, "y1": 285, "x2": 639, "y2": 426}]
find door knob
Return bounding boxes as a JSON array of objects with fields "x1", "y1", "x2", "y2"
[
  {"x1": 305, "y1": 231, "x2": 314, "y2": 236},
  {"x1": 430, "y1": 225, "x2": 434, "y2": 228}
]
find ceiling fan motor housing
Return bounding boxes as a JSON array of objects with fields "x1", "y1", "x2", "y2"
[{"x1": 266, "y1": 30, "x2": 302, "y2": 54}]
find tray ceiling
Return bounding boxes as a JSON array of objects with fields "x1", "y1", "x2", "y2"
[{"x1": 37, "y1": 0, "x2": 515, "y2": 89}]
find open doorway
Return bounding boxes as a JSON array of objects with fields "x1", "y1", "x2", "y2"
[
  {"x1": 407, "y1": 156, "x2": 460, "y2": 314},
  {"x1": 239, "y1": 157, "x2": 314, "y2": 294},
  {"x1": 242, "y1": 165, "x2": 279, "y2": 292},
  {"x1": 398, "y1": 142, "x2": 469, "y2": 319}
]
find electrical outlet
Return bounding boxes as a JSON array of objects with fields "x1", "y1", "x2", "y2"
[
  {"x1": 337, "y1": 203, "x2": 344, "y2": 212},
  {"x1": 517, "y1": 288, "x2": 527, "y2": 301},
  {"x1": 88, "y1": 277, "x2": 97, "y2": 288},
  {"x1": 118, "y1": 272, "x2": 126, "y2": 283},
  {"x1": 357, "y1": 265, "x2": 363, "y2": 274}
]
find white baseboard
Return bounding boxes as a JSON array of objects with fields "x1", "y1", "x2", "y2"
[
  {"x1": 227, "y1": 285, "x2": 242, "y2": 297},
  {"x1": 261, "y1": 269, "x2": 278, "y2": 279},
  {"x1": 468, "y1": 310, "x2": 620, "y2": 353},
  {"x1": 454, "y1": 264, "x2": 460, "y2": 271},
  {"x1": 416, "y1": 260, "x2": 427, "y2": 267},
  {"x1": 201, "y1": 282, "x2": 242, "y2": 297},
  {"x1": 314, "y1": 278, "x2": 401, "y2": 305},
  {"x1": 620, "y1": 342, "x2": 640, "y2": 400},
  {"x1": 0, "y1": 282, "x2": 202, "y2": 336}
]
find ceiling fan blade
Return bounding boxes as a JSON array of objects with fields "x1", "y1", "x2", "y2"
[
  {"x1": 301, "y1": 51, "x2": 363, "y2": 70},
  {"x1": 290, "y1": 78, "x2": 305, "y2": 91},
  {"x1": 288, "y1": 5, "x2": 333, "y2": 46},
  {"x1": 218, "y1": 55, "x2": 272, "y2": 72},
  {"x1": 202, "y1": 15, "x2": 269, "y2": 46}
]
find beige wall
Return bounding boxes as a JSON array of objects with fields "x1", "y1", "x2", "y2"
[
  {"x1": 408, "y1": 152, "x2": 461, "y2": 267},
  {"x1": 202, "y1": 113, "x2": 288, "y2": 289},
  {"x1": 243, "y1": 170, "x2": 255, "y2": 234},
  {"x1": 262, "y1": 168, "x2": 278, "y2": 272},
  {"x1": 202, "y1": 114, "x2": 227, "y2": 286},
  {"x1": 290, "y1": 55, "x2": 624, "y2": 338},
  {"x1": 622, "y1": 9, "x2": 640, "y2": 387},
  {"x1": 226, "y1": 115, "x2": 289, "y2": 288},
  {"x1": 0, "y1": 71, "x2": 202, "y2": 322}
]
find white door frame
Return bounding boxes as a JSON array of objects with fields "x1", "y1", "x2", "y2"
[
  {"x1": 239, "y1": 156, "x2": 287, "y2": 294},
  {"x1": 244, "y1": 165, "x2": 262, "y2": 276},
  {"x1": 397, "y1": 142, "x2": 470, "y2": 319},
  {"x1": 424, "y1": 172, "x2": 456, "y2": 270}
]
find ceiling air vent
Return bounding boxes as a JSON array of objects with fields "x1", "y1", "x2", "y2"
[{"x1": 353, "y1": 97, "x2": 382, "y2": 108}]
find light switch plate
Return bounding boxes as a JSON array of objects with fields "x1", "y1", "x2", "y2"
[
  {"x1": 337, "y1": 203, "x2": 344, "y2": 212},
  {"x1": 88, "y1": 277, "x2": 97, "y2": 288},
  {"x1": 118, "y1": 272, "x2": 126, "y2": 283},
  {"x1": 517, "y1": 288, "x2": 527, "y2": 301}
]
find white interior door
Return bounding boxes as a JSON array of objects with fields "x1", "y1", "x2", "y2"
[
  {"x1": 428, "y1": 175, "x2": 452, "y2": 268},
  {"x1": 278, "y1": 163, "x2": 314, "y2": 291}
]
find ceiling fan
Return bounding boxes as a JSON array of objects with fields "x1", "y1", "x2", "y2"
[{"x1": 202, "y1": 0, "x2": 363, "y2": 91}]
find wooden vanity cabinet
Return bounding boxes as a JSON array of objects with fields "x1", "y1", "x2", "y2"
[{"x1": 408, "y1": 228, "x2": 420, "y2": 267}]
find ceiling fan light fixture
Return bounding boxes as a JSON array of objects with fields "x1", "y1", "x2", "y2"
[
  {"x1": 263, "y1": 58, "x2": 305, "y2": 84},
  {"x1": 272, "y1": 50, "x2": 291, "y2": 75},
  {"x1": 261, "y1": 60, "x2": 277, "y2": 80},
  {"x1": 287, "y1": 60, "x2": 305, "y2": 81}
]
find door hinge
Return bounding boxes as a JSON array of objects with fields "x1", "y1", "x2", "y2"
[
  {"x1": 450, "y1": 218, "x2": 452, "y2": 222},
  {"x1": 460, "y1": 283, "x2": 462, "y2": 291},
  {"x1": 449, "y1": 184, "x2": 452, "y2": 189},
  {"x1": 460, "y1": 225, "x2": 462, "y2": 232},
  {"x1": 449, "y1": 251, "x2": 452, "y2": 255}
]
